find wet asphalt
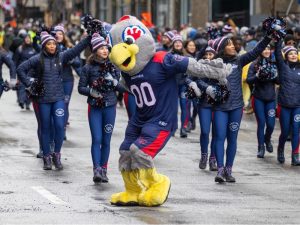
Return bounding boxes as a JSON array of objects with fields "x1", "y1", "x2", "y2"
[{"x1": 0, "y1": 69, "x2": 300, "y2": 224}]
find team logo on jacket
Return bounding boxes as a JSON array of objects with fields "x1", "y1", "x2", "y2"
[
  {"x1": 229, "y1": 122, "x2": 239, "y2": 132},
  {"x1": 55, "y1": 108, "x2": 64, "y2": 117},
  {"x1": 104, "y1": 124, "x2": 114, "y2": 133},
  {"x1": 268, "y1": 109, "x2": 276, "y2": 117},
  {"x1": 294, "y1": 114, "x2": 300, "y2": 122},
  {"x1": 174, "y1": 54, "x2": 184, "y2": 61}
]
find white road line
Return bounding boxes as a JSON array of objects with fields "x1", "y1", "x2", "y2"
[{"x1": 31, "y1": 186, "x2": 68, "y2": 205}]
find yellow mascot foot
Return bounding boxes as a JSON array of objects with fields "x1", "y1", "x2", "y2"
[
  {"x1": 137, "y1": 168, "x2": 171, "y2": 207},
  {"x1": 110, "y1": 170, "x2": 143, "y2": 206},
  {"x1": 110, "y1": 191, "x2": 139, "y2": 206}
]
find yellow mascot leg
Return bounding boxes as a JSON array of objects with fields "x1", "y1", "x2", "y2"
[
  {"x1": 110, "y1": 170, "x2": 144, "y2": 206},
  {"x1": 137, "y1": 168, "x2": 171, "y2": 207},
  {"x1": 130, "y1": 144, "x2": 171, "y2": 207},
  {"x1": 110, "y1": 150, "x2": 144, "y2": 206}
]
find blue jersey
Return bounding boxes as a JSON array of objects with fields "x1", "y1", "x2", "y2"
[{"x1": 122, "y1": 51, "x2": 189, "y2": 131}]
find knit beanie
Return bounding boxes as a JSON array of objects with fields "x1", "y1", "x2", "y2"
[
  {"x1": 41, "y1": 31, "x2": 56, "y2": 47},
  {"x1": 205, "y1": 46, "x2": 216, "y2": 55},
  {"x1": 282, "y1": 45, "x2": 298, "y2": 57},
  {"x1": 91, "y1": 33, "x2": 107, "y2": 52},
  {"x1": 212, "y1": 36, "x2": 230, "y2": 53},
  {"x1": 222, "y1": 24, "x2": 233, "y2": 34},
  {"x1": 163, "y1": 30, "x2": 177, "y2": 41},
  {"x1": 172, "y1": 34, "x2": 183, "y2": 44},
  {"x1": 54, "y1": 24, "x2": 65, "y2": 34}
]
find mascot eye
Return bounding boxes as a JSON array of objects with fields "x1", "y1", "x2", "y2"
[{"x1": 125, "y1": 37, "x2": 135, "y2": 45}]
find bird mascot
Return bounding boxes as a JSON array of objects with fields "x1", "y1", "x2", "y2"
[{"x1": 108, "y1": 15, "x2": 232, "y2": 207}]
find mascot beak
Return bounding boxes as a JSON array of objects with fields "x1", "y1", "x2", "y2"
[{"x1": 109, "y1": 43, "x2": 139, "y2": 72}]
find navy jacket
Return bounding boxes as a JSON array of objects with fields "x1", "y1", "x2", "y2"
[
  {"x1": 0, "y1": 51, "x2": 16, "y2": 82},
  {"x1": 246, "y1": 61, "x2": 279, "y2": 102},
  {"x1": 13, "y1": 44, "x2": 37, "y2": 77},
  {"x1": 78, "y1": 57, "x2": 122, "y2": 108},
  {"x1": 275, "y1": 41, "x2": 300, "y2": 108},
  {"x1": 214, "y1": 36, "x2": 271, "y2": 111},
  {"x1": 17, "y1": 37, "x2": 91, "y2": 103},
  {"x1": 57, "y1": 43, "x2": 82, "y2": 82}
]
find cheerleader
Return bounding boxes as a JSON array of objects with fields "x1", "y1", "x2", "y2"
[
  {"x1": 247, "y1": 45, "x2": 279, "y2": 158},
  {"x1": 211, "y1": 34, "x2": 271, "y2": 183},
  {"x1": 17, "y1": 31, "x2": 92, "y2": 170},
  {"x1": 275, "y1": 41, "x2": 300, "y2": 166},
  {"x1": 78, "y1": 34, "x2": 123, "y2": 182}
]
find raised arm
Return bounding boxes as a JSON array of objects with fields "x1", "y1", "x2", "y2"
[
  {"x1": 274, "y1": 41, "x2": 286, "y2": 70},
  {"x1": 239, "y1": 36, "x2": 271, "y2": 67}
]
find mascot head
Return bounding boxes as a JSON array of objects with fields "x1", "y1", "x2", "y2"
[{"x1": 109, "y1": 15, "x2": 156, "y2": 75}]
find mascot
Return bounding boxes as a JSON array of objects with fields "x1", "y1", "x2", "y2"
[{"x1": 108, "y1": 15, "x2": 232, "y2": 207}]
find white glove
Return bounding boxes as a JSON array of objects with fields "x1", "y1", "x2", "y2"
[
  {"x1": 9, "y1": 79, "x2": 17, "y2": 88},
  {"x1": 90, "y1": 88, "x2": 102, "y2": 98},
  {"x1": 188, "y1": 81, "x2": 202, "y2": 97},
  {"x1": 105, "y1": 73, "x2": 118, "y2": 87},
  {"x1": 206, "y1": 86, "x2": 216, "y2": 99}
]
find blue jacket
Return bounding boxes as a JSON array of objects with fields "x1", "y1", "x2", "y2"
[
  {"x1": 78, "y1": 57, "x2": 123, "y2": 108},
  {"x1": 17, "y1": 36, "x2": 91, "y2": 103},
  {"x1": 13, "y1": 44, "x2": 37, "y2": 77},
  {"x1": 275, "y1": 41, "x2": 300, "y2": 108},
  {"x1": 214, "y1": 36, "x2": 271, "y2": 111},
  {"x1": 0, "y1": 51, "x2": 16, "y2": 82},
  {"x1": 246, "y1": 61, "x2": 279, "y2": 102},
  {"x1": 57, "y1": 43, "x2": 82, "y2": 82}
]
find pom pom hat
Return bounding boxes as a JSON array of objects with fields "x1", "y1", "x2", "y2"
[
  {"x1": 91, "y1": 33, "x2": 107, "y2": 52},
  {"x1": 41, "y1": 31, "x2": 56, "y2": 47}
]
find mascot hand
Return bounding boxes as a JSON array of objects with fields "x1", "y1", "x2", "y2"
[
  {"x1": 188, "y1": 81, "x2": 202, "y2": 97},
  {"x1": 206, "y1": 85, "x2": 217, "y2": 99},
  {"x1": 90, "y1": 88, "x2": 102, "y2": 98}
]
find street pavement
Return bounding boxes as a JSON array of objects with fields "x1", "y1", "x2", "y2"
[{"x1": 0, "y1": 69, "x2": 300, "y2": 224}]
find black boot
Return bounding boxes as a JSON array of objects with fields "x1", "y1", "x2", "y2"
[
  {"x1": 209, "y1": 157, "x2": 218, "y2": 171},
  {"x1": 52, "y1": 152, "x2": 63, "y2": 170},
  {"x1": 215, "y1": 167, "x2": 226, "y2": 183},
  {"x1": 291, "y1": 153, "x2": 300, "y2": 166},
  {"x1": 277, "y1": 147, "x2": 285, "y2": 164},
  {"x1": 93, "y1": 167, "x2": 102, "y2": 183},
  {"x1": 100, "y1": 167, "x2": 109, "y2": 183},
  {"x1": 36, "y1": 148, "x2": 43, "y2": 158},
  {"x1": 43, "y1": 156, "x2": 52, "y2": 170},
  {"x1": 190, "y1": 117, "x2": 196, "y2": 130},
  {"x1": 199, "y1": 153, "x2": 208, "y2": 169},
  {"x1": 186, "y1": 122, "x2": 192, "y2": 133},
  {"x1": 257, "y1": 145, "x2": 265, "y2": 158},
  {"x1": 180, "y1": 128, "x2": 187, "y2": 138},
  {"x1": 265, "y1": 140, "x2": 273, "y2": 153},
  {"x1": 224, "y1": 166, "x2": 236, "y2": 183}
]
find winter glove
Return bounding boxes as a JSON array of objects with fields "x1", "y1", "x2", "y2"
[
  {"x1": 104, "y1": 73, "x2": 118, "y2": 87},
  {"x1": 90, "y1": 88, "x2": 102, "y2": 98},
  {"x1": 188, "y1": 81, "x2": 202, "y2": 97},
  {"x1": 9, "y1": 79, "x2": 17, "y2": 89},
  {"x1": 206, "y1": 85, "x2": 217, "y2": 99}
]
